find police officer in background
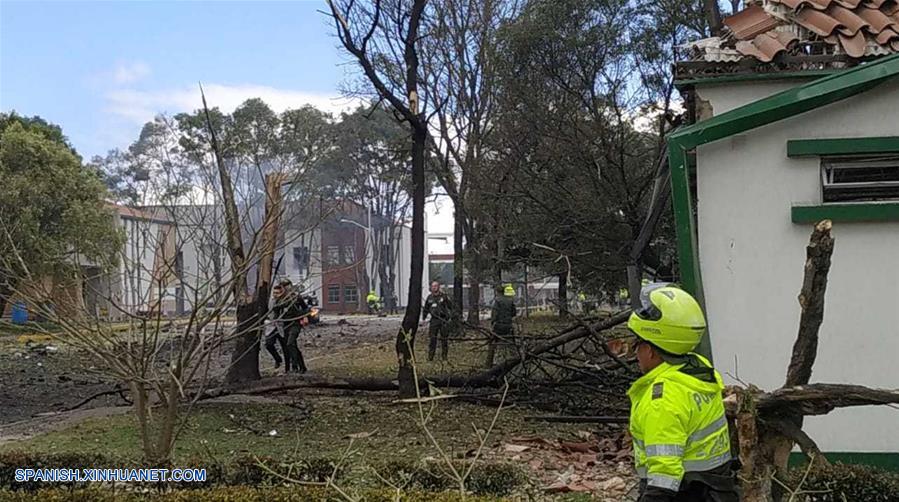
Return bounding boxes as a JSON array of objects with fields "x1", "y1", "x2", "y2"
[
  {"x1": 422, "y1": 281, "x2": 453, "y2": 361},
  {"x1": 271, "y1": 279, "x2": 309, "y2": 374},
  {"x1": 627, "y1": 283, "x2": 738, "y2": 501},
  {"x1": 487, "y1": 284, "x2": 517, "y2": 366}
]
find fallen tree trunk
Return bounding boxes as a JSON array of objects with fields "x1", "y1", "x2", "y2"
[
  {"x1": 193, "y1": 310, "x2": 633, "y2": 400},
  {"x1": 755, "y1": 383, "x2": 899, "y2": 415}
]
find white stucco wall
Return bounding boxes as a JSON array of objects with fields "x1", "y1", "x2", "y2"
[
  {"x1": 120, "y1": 216, "x2": 167, "y2": 313},
  {"x1": 694, "y1": 78, "x2": 899, "y2": 453},
  {"x1": 394, "y1": 221, "x2": 429, "y2": 308}
]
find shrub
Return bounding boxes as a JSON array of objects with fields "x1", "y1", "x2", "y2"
[
  {"x1": 375, "y1": 459, "x2": 526, "y2": 496},
  {"x1": 0, "y1": 486, "x2": 502, "y2": 501},
  {"x1": 0, "y1": 451, "x2": 114, "y2": 491},
  {"x1": 786, "y1": 462, "x2": 899, "y2": 501}
]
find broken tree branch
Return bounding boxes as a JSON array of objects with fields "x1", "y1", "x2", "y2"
[
  {"x1": 756, "y1": 383, "x2": 899, "y2": 415},
  {"x1": 785, "y1": 220, "x2": 833, "y2": 387}
]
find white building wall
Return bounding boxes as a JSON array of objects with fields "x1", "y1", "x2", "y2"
[
  {"x1": 394, "y1": 222, "x2": 429, "y2": 308},
  {"x1": 694, "y1": 78, "x2": 899, "y2": 453},
  {"x1": 120, "y1": 217, "x2": 167, "y2": 313},
  {"x1": 282, "y1": 228, "x2": 323, "y2": 300}
]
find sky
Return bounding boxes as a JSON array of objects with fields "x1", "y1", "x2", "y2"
[{"x1": 0, "y1": 0, "x2": 454, "y2": 232}]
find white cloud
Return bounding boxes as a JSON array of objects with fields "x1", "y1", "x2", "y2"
[
  {"x1": 105, "y1": 83, "x2": 362, "y2": 125},
  {"x1": 112, "y1": 62, "x2": 151, "y2": 84}
]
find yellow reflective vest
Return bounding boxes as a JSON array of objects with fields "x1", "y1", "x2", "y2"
[{"x1": 627, "y1": 354, "x2": 731, "y2": 493}]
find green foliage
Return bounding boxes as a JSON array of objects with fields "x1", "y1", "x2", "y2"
[
  {"x1": 0, "y1": 112, "x2": 76, "y2": 158},
  {"x1": 0, "y1": 118, "x2": 122, "y2": 284},
  {"x1": 479, "y1": 0, "x2": 691, "y2": 294},
  {"x1": 0, "y1": 451, "x2": 110, "y2": 492},
  {"x1": 376, "y1": 460, "x2": 527, "y2": 496},
  {"x1": 0, "y1": 486, "x2": 503, "y2": 501},
  {"x1": 786, "y1": 462, "x2": 899, "y2": 501},
  {"x1": 0, "y1": 451, "x2": 522, "y2": 498}
]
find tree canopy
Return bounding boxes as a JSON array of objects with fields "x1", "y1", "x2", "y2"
[{"x1": 0, "y1": 114, "x2": 122, "y2": 312}]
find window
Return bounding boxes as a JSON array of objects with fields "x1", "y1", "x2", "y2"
[
  {"x1": 327, "y1": 245, "x2": 340, "y2": 265},
  {"x1": 327, "y1": 285, "x2": 340, "y2": 303},
  {"x1": 293, "y1": 246, "x2": 310, "y2": 276},
  {"x1": 822, "y1": 156, "x2": 899, "y2": 203},
  {"x1": 344, "y1": 285, "x2": 358, "y2": 303},
  {"x1": 343, "y1": 245, "x2": 356, "y2": 265}
]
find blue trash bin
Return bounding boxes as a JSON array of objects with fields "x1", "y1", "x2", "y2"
[{"x1": 11, "y1": 302, "x2": 28, "y2": 325}]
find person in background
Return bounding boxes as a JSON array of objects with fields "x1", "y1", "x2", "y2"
[
  {"x1": 264, "y1": 290, "x2": 288, "y2": 369},
  {"x1": 487, "y1": 284, "x2": 517, "y2": 366},
  {"x1": 626, "y1": 283, "x2": 738, "y2": 501},
  {"x1": 366, "y1": 290, "x2": 381, "y2": 314},
  {"x1": 271, "y1": 279, "x2": 309, "y2": 374},
  {"x1": 422, "y1": 281, "x2": 453, "y2": 361}
]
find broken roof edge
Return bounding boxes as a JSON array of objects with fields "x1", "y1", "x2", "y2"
[
  {"x1": 674, "y1": 69, "x2": 839, "y2": 88},
  {"x1": 670, "y1": 52, "x2": 899, "y2": 149}
]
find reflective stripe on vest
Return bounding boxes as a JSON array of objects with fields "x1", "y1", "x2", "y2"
[
  {"x1": 647, "y1": 473, "x2": 681, "y2": 491},
  {"x1": 645, "y1": 444, "x2": 685, "y2": 457},
  {"x1": 687, "y1": 414, "x2": 727, "y2": 444},
  {"x1": 684, "y1": 451, "x2": 732, "y2": 472}
]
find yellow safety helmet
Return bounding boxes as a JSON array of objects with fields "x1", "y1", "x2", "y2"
[
  {"x1": 627, "y1": 283, "x2": 706, "y2": 355},
  {"x1": 503, "y1": 284, "x2": 515, "y2": 297}
]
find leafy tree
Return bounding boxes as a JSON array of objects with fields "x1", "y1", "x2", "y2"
[
  {"x1": 328, "y1": 0, "x2": 432, "y2": 397},
  {"x1": 481, "y1": 0, "x2": 694, "y2": 300},
  {"x1": 0, "y1": 116, "x2": 122, "y2": 316},
  {"x1": 326, "y1": 102, "x2": 415, "y2": 310}
]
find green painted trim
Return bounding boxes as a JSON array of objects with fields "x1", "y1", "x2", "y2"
[
  {"x1": 789, "y1": 452, "x2": 899, "y2": 472},
  {"x1": 787, "y1": 136, "x2": 899, "y2": 157},
  {"x1": 791, "y1": 203, "x2": 899, "y2": 223},
  {"x1": 667, "y1": 143, "x2": 713, "y2": 360},
  {"x1": 675, "y1": 70, "x2": 837, "y2": 88}
]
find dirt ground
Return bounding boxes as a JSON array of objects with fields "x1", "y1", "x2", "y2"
[{"x1": 0, "y1": 314, "x2": 402, "y2": 435}]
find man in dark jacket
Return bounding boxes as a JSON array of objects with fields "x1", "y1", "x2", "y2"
[
  {"x1": 487, "y1": 284, "x2": 517, "y2": 366},
  {"x1": 422, "y1": 281, "x2": 453, "y2": 361},
  {"x1": 270, "y1": 279, "x2": 309, "y2": 373}
]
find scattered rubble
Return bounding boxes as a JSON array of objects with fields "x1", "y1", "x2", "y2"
[{"x1": 487, "y1": 430, "x2": 639, "y2": 500}]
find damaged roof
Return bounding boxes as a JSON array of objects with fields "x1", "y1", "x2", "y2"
[{"x1": 680, "y1": 0, "x2": 899, "y2": 71}]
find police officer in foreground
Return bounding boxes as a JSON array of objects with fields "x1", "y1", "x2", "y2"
[{"x1": 627, "y1": 283, "x2": 739, "y2": 501}]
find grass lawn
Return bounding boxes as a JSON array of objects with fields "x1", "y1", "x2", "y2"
[
  {"x1": 5, "y1": 393, "x2": 588, "y2": 464},
  {"x1": 0, "y1": 314, "x2": 636, "y2": 499}
]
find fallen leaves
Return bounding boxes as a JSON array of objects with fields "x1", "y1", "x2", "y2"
[{"x1": 487, "y1": 430, "x2": 638, "y2": 500}]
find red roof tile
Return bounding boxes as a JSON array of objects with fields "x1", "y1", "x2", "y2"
[
  {"x1": 736, "y1": 31, "x2": 800, "y2": 61},
  {"x1": 723, "y1": 5, "x2": 781, "y2": 40},
  {"x1": 857, "y1": 7, "x2": 897, "y2": 32},
  {"x1": 711, "y1": 0, "x2": 899, "y2": 61}
]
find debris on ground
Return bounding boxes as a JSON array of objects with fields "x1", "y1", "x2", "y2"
[{"x1": 486, "y1": 430, "x2": 638, "y2": 500}]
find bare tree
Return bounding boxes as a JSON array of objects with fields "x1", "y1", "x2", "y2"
[
  {"x1": 176, "y1": 95, "x2": 331, "y2": 384},
  {"x1": 328, "y1": 103, "x2": 414, "y2": 313},
  {"x1": 422, "y1": 0, "x2": 519, "y2": 327},
  {"x1": 328, "y1": 0, "x2": 430, "y2": 397},
  {"x1": 2, "y1": 157, "x2": 252, "y2": 463}
]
